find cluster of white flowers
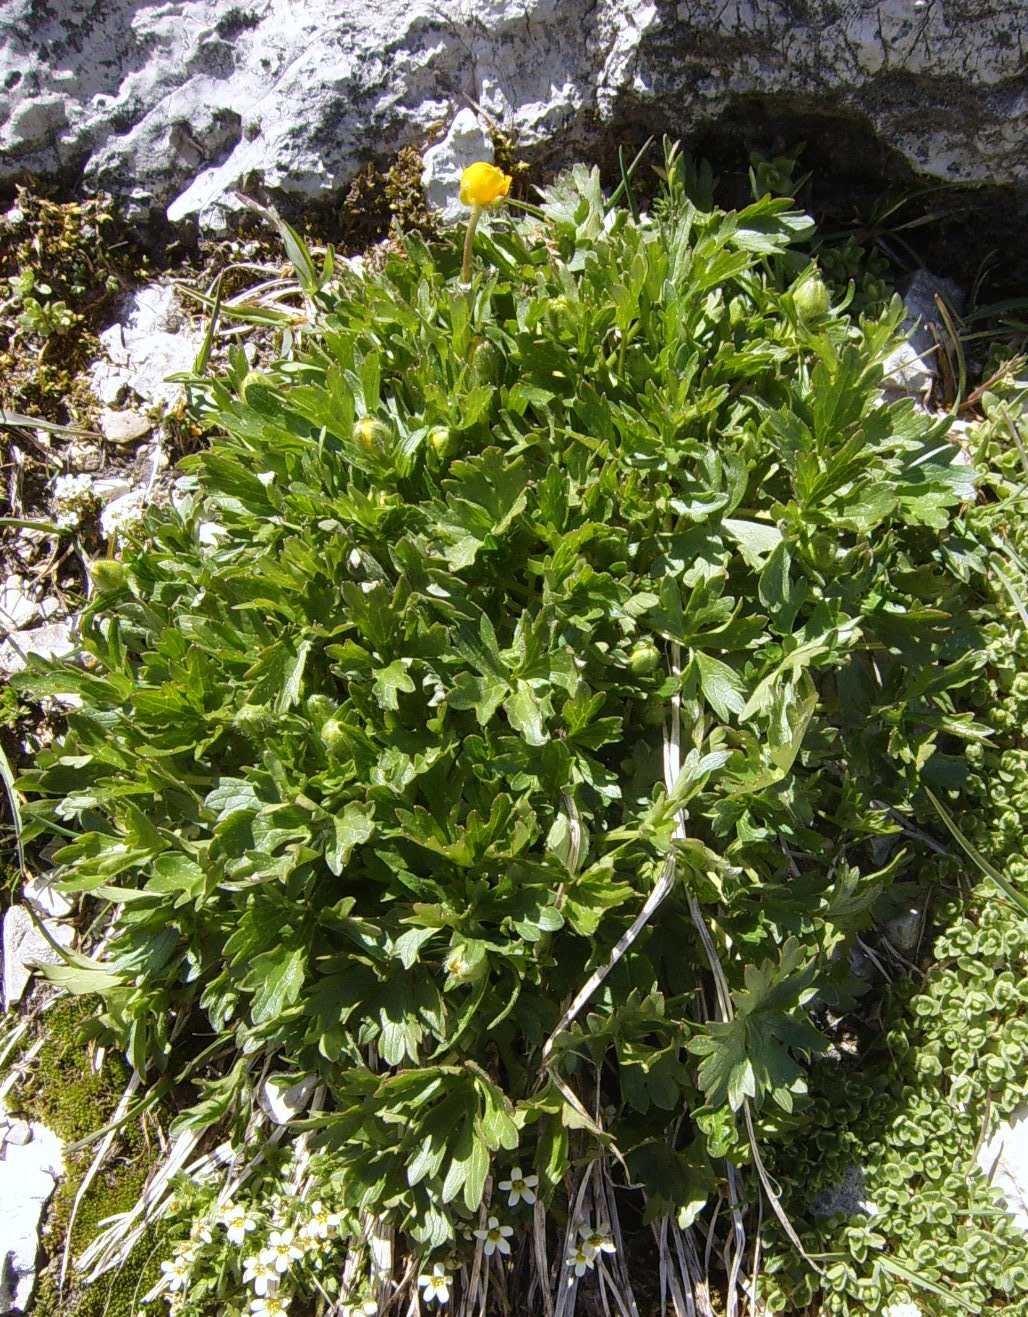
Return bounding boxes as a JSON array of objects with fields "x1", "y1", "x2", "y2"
[
  {"x1": 51, "y1": 472, "x2": 94, "y2": 528},
  {"x1": 152, "y1": 1196, "x2": 344, "y2": 1314},
  {"x1": 99, "y1": 487, "x2": 147, "y2": 539},
  {"x1": 882, "y1": 1304, "x2": 922, "y2": 1317},
  {"x1": 565, "y1": 1222, "x2": 616, "y2": 1278}
]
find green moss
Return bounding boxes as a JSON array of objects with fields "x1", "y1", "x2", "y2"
[
  {"x1": 32, "y1": 1153, "x2": 169, "y2": 1317},
  {"x1": 13, "y1": 997, "x2": 131, "y2": 1142},
  {"x1": 6, "y1": 996, "x2": 170, "y2": 1316}
]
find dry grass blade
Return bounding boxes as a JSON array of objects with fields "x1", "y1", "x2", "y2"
[
  {"x1": 0, "y1": 407, "x2": 99, "y2": 437},
  {"x1": 553, "y1": 1161, "x2": 596, "y2": 1317},
  {"x1": 673, "y1": 1221, "x2": 714, "y2": 1317},
  {"x1": 540, "y1": 853, "x2": 676, "y2": 1067},
  {"x1": 60, "y1": 1071, "x2": 141, "y2": 1289},
  {"x1": 533, "y1": 1195, "x2": 555, "y2": 1317},
  {"x1": 461, "y1": 1177, "x2": 491, "y2": 1317},
  {"x1": 663, "y1": 642, "x2": 746, "y2": 1313},
  {"x1": 82, "y1": 1126, "x2": 208, "y2": 1281},
  {"x1": 740, "y1": 1102, "x2": 822, "y2": 1276}
]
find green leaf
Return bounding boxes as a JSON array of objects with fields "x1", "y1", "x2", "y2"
[
  {"x1": 149, "y1": 853, "x2": 205, "y2": 902},
  {"x1": 246, "y1": 945, "x2": 306, "y2": 1024},
  {"x1": 430, "y1": 448, "x2": 530, "y2": 569},
  {"x1": 694, "y1": 651, "x2": 746, "y2": 721},
  {"x1": 327, "y1": 802, "x2": 375, "y2": 876},
  {"x1": 721, "y1": 517, "x2": 782, "y2": 566},
  {"x1": 504, "y1": 681, "x2": 549, "y2": 745},
  {"x1": 40, "y1": 958, "x2": 126, "y2": 995},
  {"x1": 463, "y1": 1136, "x2": 490, "y2": 1212},
  {"x1": 448, "y1": 672, "x2": 507, "y2": 725},
  {"x1": 393, "y1": 927, "x2": 436, "y2": 969},
  {"x1": 372, "y1": 660, "x2": 415, "y2": 711}
]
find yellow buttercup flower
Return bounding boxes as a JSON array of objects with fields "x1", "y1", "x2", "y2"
[{"x1": 459, "y1": 161, "x2": 512, "y2": 209}]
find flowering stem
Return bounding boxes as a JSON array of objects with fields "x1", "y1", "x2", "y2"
[{"x1": 462, "y1": 204, "x2": 482, "y2": 284}]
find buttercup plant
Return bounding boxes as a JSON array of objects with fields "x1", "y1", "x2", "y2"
[
  {"x1": 459, "y1": 160, "x2": 512, "y2": 282},
  {"x1": 13, "y1": 141, "x2": 1028, "y2": 1314}
]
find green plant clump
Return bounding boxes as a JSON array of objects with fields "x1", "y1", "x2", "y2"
[{"x1": 13, "y1": 144, "x2": 1024, "y2": 1312}]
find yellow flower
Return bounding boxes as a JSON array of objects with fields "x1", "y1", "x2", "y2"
[{"x1": 459, "y1": 162, "x2": 512, "y2": 209}]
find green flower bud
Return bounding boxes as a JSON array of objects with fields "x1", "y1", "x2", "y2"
[
  {"x1": 233, "y1": 703, "x2": 270, "y2": 733},
  {"x1": 320, "y1": 718, "x2": 348, "y2": 752},
  {"x1": 628, "y1": 642, "x2": 661, "y2": 676},
  {"x1": 353, "y1": 417, "x2": 392, "y2": 455},
  {"x1": 427, "y1": 425, "x2": 453, "y2": 459},
  {"x1": 793, "y1": 273, "x2": 830, "y2": 322},
  {"x1": 89, "y1": 559, "x2": 127, "y2": 593}
]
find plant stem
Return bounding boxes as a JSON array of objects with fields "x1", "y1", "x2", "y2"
[{"x1": 462, "y1": 204, "x2": 482, "y2": 284}]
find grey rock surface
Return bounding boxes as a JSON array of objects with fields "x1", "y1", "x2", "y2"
[
  {"x1": 422, "y1": 108, "x2": 494, "y2": 223},
  {"x1": 811, "y1": 1164, "x2": 879, "y2": 1219},
  {"x1": 1, "y1": 904, "x2": 74, "y2": 1009},
  {"x1": 90, "y1": 285, "x2": 201, "y2": 409},
  {"x1": 1, "y1": 1, "x2": 1025, "y2": 229},
  {"x1": 0, "y1": 1107, "x2": 64, "y2": 1314},
  {"x1": 978, "y1": 1103, "x2": 1028, "y2": 1232},
  {"x1": 0, "y1": 620, "x2": 78, "y2": 681}
]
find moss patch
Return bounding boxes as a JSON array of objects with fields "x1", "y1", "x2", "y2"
[{"x1": 6, "y1": 997, "x2": 169, "y2": 1316}]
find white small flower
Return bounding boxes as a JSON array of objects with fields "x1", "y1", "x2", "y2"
[
  {"x1": 261, "y1": 1228, "x2": 303, "y2": 1273},
  {"x1": 243, "y1": 1254, "x2": 277, "y2": 1295},
  {"x1": 173, "y1": 1240, "x2": 198, "y2": 1267},
  {"x1": 220, "y1": 1203, "x2": 258, "y2": 1245},
  {"x1": 580, "y1": 1225, "x2": 616, "y2": 1259},
  {"x1": 418, "y1": 1263, "x2": 450, "y2": 1305},
  {"x1": 100, "y1": 488, "x2": 146, "y2": 538},
  {"x1": 250, "y1": 1296, "x2": 291, "y2": 1316},
  {"x1": 882, "y1": 1305, "x2": 922, "y2": 1317},
  {"x1": 159, "y1": 1256, "x2": 190, "y2": 1291},
  {"x1": 302, "y1": 1199, "x2": 340, "y2": 1240},
  {"x1": 498, "y1": 1166, "x2": 538, "y2": 1207},
  {"x1": 473, "y1": 1215, "x2": 514, "y2": 1257},
  {"x1": 51, "y1": 472, "x2": 94, "y2": 528},
  {"x1": 190, "y1": 1216, "x2": 214, "y2": 1245},
  {"x1": 566, "y1": 1244, "x2": 595, "y2": 1277}
]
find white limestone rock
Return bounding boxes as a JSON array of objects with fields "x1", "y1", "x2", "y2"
[
  {"x1": 421, "y1": 110, "x2": 494, "y2": 224},
  {"x1": 0, "y1": 2, "x2": 1025, "y2": 231},
  {"x1": 90, "y1": 285, "x2": 201, "y2": 412},
  {"x1": 0, "y1": 576, "x2": 37, "y2": 633},
  {"x1": 1, "y1": 904, "x2": 75, "y2": 1009},
  {"x1": 0, "y1": 1108, "x2": 64, "y2": 1314},
  {"x1": 99, "y1": 406, "x2": 153, "y2": 446},
  {"x1": 978, "y1": 1104, "x2": 1028, "y2": 1232},
  {"x1": 22, "y1": 874, "x2": 73, "y2": 921},
  {"x1": 0, "y1": 619, "x2": 78, "y2": 680}
]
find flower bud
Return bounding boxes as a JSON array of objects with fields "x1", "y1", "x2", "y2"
[
  {"x1": 793, "y1": 273, "x2": 830, "y2": 322},
  {"x1": 233, "y1": 703, "x2": 270, "y2": 734},
  {"x1": 352, "y1": 417, "x2": 391, "y2": 456},
  {"x1": 628, "y1": 642, "x2": 661, "y2": 676},
  {"x1": 427, "y1": 426, "x2": 453, "y2": 459},
  {"x1": 320, "y1": 718, "x2": 348, "y2": 753},
  {"x1": 89, "y1": 559, "x2": 127, "y2": 593}
]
